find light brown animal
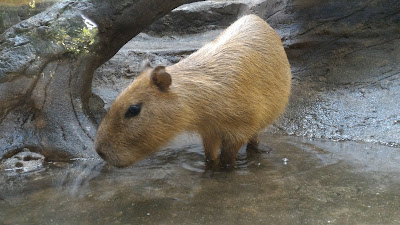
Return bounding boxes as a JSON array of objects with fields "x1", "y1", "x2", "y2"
[{"x1": 95, "y1": 14, "x2": 291, "y2": 168}]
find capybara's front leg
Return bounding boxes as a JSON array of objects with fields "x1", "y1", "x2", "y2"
[
  {"x1": 247, "y1": 134, "x2": 259, "y2": 150},
  {"x1": 201, "y1": 135, "x2": 221, "y2": 170},
  {"x1": 220, "y1": 139, "x2": 244, "y2": 169}
]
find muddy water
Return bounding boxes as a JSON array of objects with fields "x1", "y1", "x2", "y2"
[{"x1": 1, "y1": 134, "x2": 400, "y2": 225}]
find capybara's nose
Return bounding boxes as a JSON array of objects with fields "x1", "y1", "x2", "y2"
[
  {"x1": 97, "y1": 150, "x2": 106, "y2": 160},
  {"x1": 95, "y1": 146, "x2": 107, "y2": 161}
]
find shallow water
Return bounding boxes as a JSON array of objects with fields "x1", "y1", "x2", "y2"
[{"x1": 1, "y1": 134, "x2": 400, "y2": 225}]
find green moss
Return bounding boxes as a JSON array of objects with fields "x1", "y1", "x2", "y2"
[
  {"x1": 28, "y1": 0, "x2": 36, "y2": 8},
  {"x1": 52, "y1": 24, "x2": 97, "y2": 55}
]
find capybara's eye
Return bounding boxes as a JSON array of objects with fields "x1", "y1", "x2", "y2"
[{"x1": 125, "y1": 103, "x2": 142, "y2": 118}]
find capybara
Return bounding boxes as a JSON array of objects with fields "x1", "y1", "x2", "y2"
[{"x1": 95, "y1": 14, "x2": 291, "y2": 168}]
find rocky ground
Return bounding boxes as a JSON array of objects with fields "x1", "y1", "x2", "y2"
[{"x1": 93, "y1": 0, "x2": 400, "y2": 147}]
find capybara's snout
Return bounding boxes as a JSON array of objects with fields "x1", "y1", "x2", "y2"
[
  {"x1": 95, "y1": 143, "x2": 107, "y2": 161},
  {"x1": 95, "y1": 137, "x2": 119, "y2": 166},
  {"x1": 94, "y1": 138, "x2": 111, "y2": 161},
  {"x1": 95, "y1": 136, "x2": 138, "y2": 168}
]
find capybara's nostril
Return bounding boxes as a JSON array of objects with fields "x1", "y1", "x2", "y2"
[{"x1": 96, "y1": 149, "x2": 107, "y2": 160}]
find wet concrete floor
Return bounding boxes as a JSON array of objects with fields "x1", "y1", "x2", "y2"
[{"x1": 1, "y1": 134, "x2": 400, "y2": 225}]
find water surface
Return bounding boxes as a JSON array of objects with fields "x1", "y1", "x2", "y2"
[{"x1": 1, "y1": 134, "x2": 400, "y2": 225}]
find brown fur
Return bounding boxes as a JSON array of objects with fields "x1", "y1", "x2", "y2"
[{"x1": 95, "y1": 15, "x2": 291, "y2": 168}]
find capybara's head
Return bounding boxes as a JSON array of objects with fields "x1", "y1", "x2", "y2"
[{"x1": 95, "y1": 64, "x2": 185, "y2": 167}]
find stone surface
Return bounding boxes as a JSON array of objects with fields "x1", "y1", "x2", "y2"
[
  {"x1": 145, "y1": 1, "x2": 248, "y2": 36},
  {"x1": 259, "y1": 0, "x2": 400, "y2": 146},
  {"x1": 2, "y1": 149, "x2": 45, "y2": 175}
]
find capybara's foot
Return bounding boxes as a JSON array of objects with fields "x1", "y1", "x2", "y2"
[{"x1": 205, "y1": 159, "x2": 219, "y2": 171}]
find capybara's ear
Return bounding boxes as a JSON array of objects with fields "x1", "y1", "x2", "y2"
[
  {"x1": 140, "y1": 59, "x2": 151, "y2": 71},
  {"x1": 150, "y1": 66, "x2": 172, "y2": 92}
]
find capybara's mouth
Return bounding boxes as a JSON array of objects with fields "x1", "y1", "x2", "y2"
[
  {"x1": 97, "y1": 151, "x2": 107, "y2": 161},
  {"x1": 112, "y1": 162, "x2": 131, "y2": 168},
  {"x1": 95, "y1": 143, "x2": 139, "y2": 168},
  {"x1": 103, "y1": 153, "x2": 136, "y2": 168}
]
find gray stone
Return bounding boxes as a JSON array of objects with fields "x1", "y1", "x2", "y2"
[
  {"x1": 145, "y1": 1, "x2": 249, "y2": 36},
  {"x1": 2, "y1": 149, "x2": 45, "y2": 174}
]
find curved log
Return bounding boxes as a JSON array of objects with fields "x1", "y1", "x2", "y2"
[{"x1": 0, "y1": 0, "x2": 198, "y2": 160}]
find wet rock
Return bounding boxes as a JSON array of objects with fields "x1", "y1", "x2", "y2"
[
  {"x1": 2, "y1": 149, "x2": 45, "y2": 174},
  {"x1": 88, "y1": 94, "x2": 107, "y2": 125}
]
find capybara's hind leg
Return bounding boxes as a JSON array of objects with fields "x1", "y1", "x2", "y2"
[
  {"x1": 220, "y1": 139, "x2": 244, "y2": 169},
  {"x1": 201, "y1": 135, "x2": 221, "y2": 170},
  {"x1": 247, "y1": 134, "x2": 273, "y2": 155}
]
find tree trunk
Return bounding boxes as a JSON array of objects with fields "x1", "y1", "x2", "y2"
[{"x1": 0, "y1": 0, "x2": 198, "y2": 160}]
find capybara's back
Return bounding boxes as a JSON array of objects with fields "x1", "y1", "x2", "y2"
[{"x1": 95, "y1": 15, "x2": 291, "y2": 169}]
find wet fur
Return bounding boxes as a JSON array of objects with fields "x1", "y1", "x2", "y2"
[{"x1": 95, "y1": 15, "x2": 291, "y2": 168}]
